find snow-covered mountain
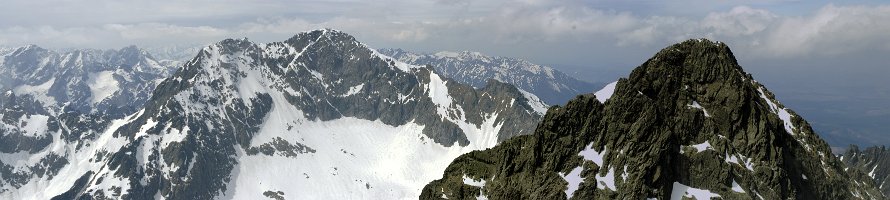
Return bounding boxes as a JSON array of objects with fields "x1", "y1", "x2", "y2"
[
  {"x1": 378, "y1": 49, "x2": 598, "y2": 105},
  {"x1": 0, "y1": 45, "x2": 176, "y2": 196},
  {"x1": 0, "y1": 29, "x2": 545, "y2": 199},
  {"x1": 0, "y1": 45, "x2": 174, "y2": 116},
  {"x1": 0, "y1": 47, "x2": 13, "y2": 56}
]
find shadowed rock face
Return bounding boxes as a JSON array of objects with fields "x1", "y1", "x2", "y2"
[
  {"x1": 843, "y1": 145, "x2": 890, "y2": 197},
  {"x1": 421, "y1": 39, "x2": 883, "y2": 200}
]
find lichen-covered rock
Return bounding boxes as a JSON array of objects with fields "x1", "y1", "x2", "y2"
[{"x1": 421, "y1": 39, "x2": 883, "y2": 200}]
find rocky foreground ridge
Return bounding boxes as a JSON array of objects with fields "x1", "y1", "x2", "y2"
[{"x1": 420, "y1": 39, "x2": 883, "y2": 199}]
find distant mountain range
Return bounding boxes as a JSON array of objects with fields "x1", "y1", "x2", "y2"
[
  {"x1": 378, "y1": 48, "x2": 601, "y2": 105},
  {"x1": 0, "y1": 44, "x2": 176, "y2": 196}
]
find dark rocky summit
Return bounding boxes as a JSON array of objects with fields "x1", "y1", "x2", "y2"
[{"x1": 421, "y1": 39, "x2": 883, "y2": 199}]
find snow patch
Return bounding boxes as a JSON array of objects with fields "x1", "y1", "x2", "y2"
[
  {"x1": 518, "y1": 89, "x2": 548, "y2": 115},
  {"x1": 687, "y1": 101, "x2": 711, "y2": 117},
  {"x1": 594, "y1": 81, "x2": 618, "y2": 103},
  {"x1": 162, "y1": 125, "x2": 190, "y2": 148},
  {"x1": 426, "y1": 72, "x2": 454, "y2": 119},
  {"x1": 462, "y1": 175, "x2": 486, "y2": 187},
  {"x1": 870, "y1": 165, "x2": 878, "y2": 178},
  {"x1": 681, "y1": 141, "x2": 712, "y2": 154},
  {"x1": 342, "y1": 83, "x2": 364, "y2": 97},
  {"x1": 596, "y1": 166, "x2": 617, "y2": 191},
  {"x1": 579, "y1": 143, "x2": 607, "y2": 166},
  {"x1": 18, "y1": 114, "x2": 50, "y2": 137},
  {"x1": 558, "y1": 167, "x2": 584, "y2": 198},
  {"x1": 757, "y1": 87, "x2": 797, "y2": 135},
  {"x1": 87, "y1": 71, "x2": 120, "y2": 104},
  {"x1": 725, "y1": 153, "x2": 755, "y2": 171},
  {"x1": 13, "y1": 78, "x2": 56, "y2": 106},
  {"x1": 731, "y1": 180, "x2": 745, "y2": 193},
  {"x1": 135, "y1": 118, "x2": 158, "y2": 138},
  {"x1": 670, "y1": 182, "x2": 720, "y2": 200}
]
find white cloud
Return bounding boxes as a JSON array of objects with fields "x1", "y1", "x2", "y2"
[
  {"x1": 702, "y1": 6, "x2": 777, "y2": 37},
  {"x1": 1, "y1": 2, "x2": 889, "y2": 61},
  {"x1": 103, "y1": 23, "x2": 228, "y2": 40},
  {"x1": 762, "y1": 4, "x2": 890, "y2": 56}
]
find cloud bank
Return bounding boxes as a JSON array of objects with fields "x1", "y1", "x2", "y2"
[{"x1": 1, "y1": 1, "x2": 889, "y2": 64}]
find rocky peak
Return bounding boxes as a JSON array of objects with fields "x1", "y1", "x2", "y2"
[
  {"x1": 26, "y1": 29, "x2": 544, "y2": 199},
  {"x1": 420, "y1": 39, "x2": 882, "y2": 199}
]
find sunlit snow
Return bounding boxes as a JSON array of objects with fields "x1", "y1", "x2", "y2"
[
  {"x1": 463, "y1": 175, "x2": 487, "y2": 187},
  {"x1": 580, "y1": 143, "x2": 607, "y2": 166},
  {"x1": 687, "y1": 101, "x2": 711, "y2": 117},
  {"x1": 558, "y1": 166, "x2": 584, "y2": 198},
  {"x1": 87, "y1": 71, "x2": 120, "y2": 104},
  {"x1": 731, "y1": 180, "x2": 745, "y2": 193},
  {"x1": 670, "y1": 182, "x2": 720, "y2": 200},
  {"x1": 518, "y1": 89, "x2": 548, "y2": 114},
  {"x1": 594, "y1": 81, "x2": 618, "y2": 103},
  {"x1": 596, "y1": 166, "x2": 617, "y2": 191}
]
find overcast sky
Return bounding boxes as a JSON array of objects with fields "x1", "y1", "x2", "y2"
[
  {"x1": 2, "y1": 0, "x2": 889, "y2": 146},
  {"x1": 2, "y1": 0, "x2": 888, "y2": 69},
  {"x1": 2, "y1": 1, "x2": 889, "y2": 83}
]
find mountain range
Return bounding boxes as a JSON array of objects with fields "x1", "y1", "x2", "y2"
[
  {"x1": 0, "y1": 44, "x2": 175, "y2": 196},
  {"x1": 378, "y1": 49, "x2": 600, "y2": 105},
  {"x1": 1, "y1": 30, "x2": 884, "y2": 200},
  {"x1": 0, "y1": 29, "x2": 545, "y2": 199}
]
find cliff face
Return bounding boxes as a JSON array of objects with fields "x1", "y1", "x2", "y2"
[
  {"x1": 843, "y1": 145, "x2": 890, "y2": 197},
  {"x1": 420, "y1": 39, "x2": 883, "y2": 199}
]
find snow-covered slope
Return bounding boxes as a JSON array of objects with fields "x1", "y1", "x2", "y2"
[
  {"x1": 378, "y1": 48, "x2": 598, "y2": 105},
  {"x1": 0, "y1": 45, "x2": 177, "y2": 197},
  {"x1": 0, "y1": 45, "x2": 174, "y2": 116},
  {"x1": 0, "y1": 29, "x2": 544, "y2": 199}
]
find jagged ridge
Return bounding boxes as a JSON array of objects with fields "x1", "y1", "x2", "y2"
[
  {"x1": 420, "y1": 39, "x2": 882, "y2": 199},
  {"x1": 379, "y1": 48, "x2": 599, "y2": 105},
  {"x1": 843, "y1": 145, "x2": 890, "y2": 197},
  {"x1": 1, "y1": 29, "x2": 545, "y2": 199}
]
